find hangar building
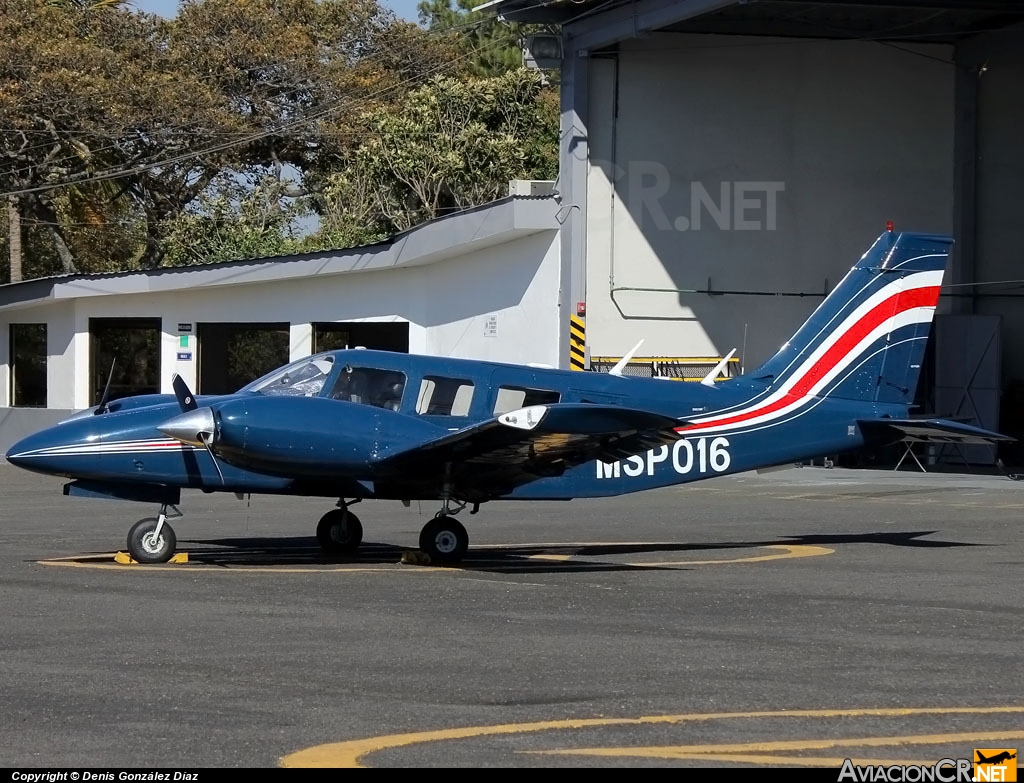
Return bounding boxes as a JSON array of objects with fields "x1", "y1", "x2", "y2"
[{"x1": 499, "y1": 0, "x2": 1024, "y2": 463}]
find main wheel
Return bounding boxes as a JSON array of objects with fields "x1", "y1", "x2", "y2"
[
  {"x1": 316, "y1": 509, "x2": 363, "y2": 554},
  {"x1": 418, "y1": 515, "x2": 468, "y2": 564},
  {"x1": 127, "y1": 517, "x2": 177, "y2": 564}
]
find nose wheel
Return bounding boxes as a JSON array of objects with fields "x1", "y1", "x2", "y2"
[
  {"x1": 127, "y1": 515, "x2": 178, "y2": 564},
  {"x1": 419, "y1": 515, "x2": 468, "y2": 564}
]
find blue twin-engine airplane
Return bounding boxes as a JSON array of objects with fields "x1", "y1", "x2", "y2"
[{"x1": 5, "y1": 231, "x2": 1011, "y2": 564}]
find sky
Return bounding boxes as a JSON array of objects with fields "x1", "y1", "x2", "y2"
[{"x1": 129, "y1": 0, "x2": 422, "y2": 23}]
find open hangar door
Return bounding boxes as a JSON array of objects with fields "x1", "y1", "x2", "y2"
[{"x1": 499, "y1": 0, "x2": 1024, "y2": 470}]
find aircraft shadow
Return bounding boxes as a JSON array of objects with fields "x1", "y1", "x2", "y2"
[{"x1": 166, "y1": 530, "x2": 979, "y2": 574}]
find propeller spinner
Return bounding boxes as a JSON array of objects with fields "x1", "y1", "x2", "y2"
[{"x1": 161, "y1": 375, "x2": 224, "y2": 484}]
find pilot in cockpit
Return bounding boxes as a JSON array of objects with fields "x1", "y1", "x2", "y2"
[{"x1": 379, "y1": 379, "x2": 403, "y2": 411}]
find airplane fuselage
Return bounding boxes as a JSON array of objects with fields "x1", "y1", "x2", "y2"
[{"x1": 7, "y1": 348, "x2": 901, "y2": 504}]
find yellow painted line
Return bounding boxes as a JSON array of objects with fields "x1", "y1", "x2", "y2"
[
  {"x1": 529, "y1": 554, "x2": 574, "y2": 561},
  {"x1": 38, "y1": 553, "x2": 449, "y2": 575},
  {"x1": 40, "y1": 542, "x2": 833, "y2": 572},
  {"x1": 627, "y1": 544, "x2": 834, "y2": 566},
  {"x1": 541, "y1": 730, "x2": 1024, "y2": 762},
  {"x1": 280, "y1": 705, "x2": 1024, "y2": 768}
]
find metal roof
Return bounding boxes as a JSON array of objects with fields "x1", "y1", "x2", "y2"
[
  {"x1": 0, "y1": 194, "x2": 560, "y2": 312},
  {"x1": 489, "y1": 0, "x2": 1024, "y2": 44}
]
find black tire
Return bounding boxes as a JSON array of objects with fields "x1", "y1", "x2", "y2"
[
  {"x1": 418, "y1": 515, "x2": 468, "y2": 564},
  {"x1": 316, "y1": 509, "x2": 363, "y2": 554},
  {"x1": 126, "y1": 517, "x2": 177, "y2": 564}
]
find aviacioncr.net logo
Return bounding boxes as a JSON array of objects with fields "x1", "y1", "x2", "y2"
[{"x1": 838, "y1": 758, "x2": 973, "y2": 782}]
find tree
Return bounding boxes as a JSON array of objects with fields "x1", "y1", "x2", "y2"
[
  {"x1": 312, "y1": 67, "x2": 558, "y2": 244},
  {"x1": 160, "y1": 173, "x2": 310, "y2": 266},
  {"x1": 0, "y1": 0, "x2": 234, "y2": 278},
  {"x1": 417, "y1": 0, "x2": 528, "y2": 77}
]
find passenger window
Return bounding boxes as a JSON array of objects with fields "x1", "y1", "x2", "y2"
[
  {"x1": 330, "y1": 366, "x2": 406, "y2": 411},
  {"x1": 416, "y1": 376, "x2": 475, "y2": 416},
  {"x1": 493, "y1": 386, "x2": 561, "y2": 415}
]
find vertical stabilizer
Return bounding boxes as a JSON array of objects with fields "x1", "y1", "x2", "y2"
[{"x1": 744, "y1": 231, "x2": 951, "y2": 405}]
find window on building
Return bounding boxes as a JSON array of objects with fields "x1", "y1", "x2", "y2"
[
  {"x1": 89, "y1": 318, "x2": 161, "y2": 405},
  {"x1": 313, "y1": 325, "x2": 350, "y2": 353},
  {"x1": 415, "y1": 376, "x2": 475, "y2": 416},
  {"x1": 313, "y1": 322, "x2": 409, "y2": 353},
  {"x1": 197, "y1": 323, "x2": 289, "y2": 394},
  {"x1": 493, "y1": 386, "x2": 560, "y2": 415},
  {"x1": 10, "y1": 323, "x2": 47, "y2": 407}
]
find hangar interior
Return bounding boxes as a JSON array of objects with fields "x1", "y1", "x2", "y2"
[{"x1": 496, "y1": 0, "x2": 1024, "y2": 467}]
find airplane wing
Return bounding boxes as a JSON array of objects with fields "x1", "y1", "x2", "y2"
[
  {"x1": 374, "y1": 403, "x2": 686, "y2": 493},
  {"x1": 858, "y1": 418, "x2": 1014, "y2": 445}
]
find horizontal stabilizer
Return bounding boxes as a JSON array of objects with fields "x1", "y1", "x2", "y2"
[{"x1": 859, "y1": 418, "x2": 1014, "y2": 446}]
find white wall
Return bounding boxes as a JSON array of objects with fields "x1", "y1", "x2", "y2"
[
  {"x1": 586, "y1": 34, "x2": 955, "y2": 369},
  {"x1": 0, "y1": 229, "x2": 560, "y2": 410},
  {"x1": 419, "y1": 231, "x2": 561, "y2": 366}
]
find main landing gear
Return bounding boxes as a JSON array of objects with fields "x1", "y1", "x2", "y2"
[
  {"x1": 126, "y1": 504, "x2": 182, "y2": 564},
  {"x1": 418, "y1": 497, "x2": 472, "y2": 564},
  {"x1": 313, "y1": 496, "x2": 474, "y2": 564},
  {"x1": 316, "y1": 501, "x2": 363, "y2": 554}
]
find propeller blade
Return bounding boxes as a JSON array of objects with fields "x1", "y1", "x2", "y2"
[
  {"x1": 94, "y1": 358, "x2": 116, "y2": 415},
  {"x1": 199, "y1": 432, "x2": 225, "y2": 485},
  {"x1": 171, "y1": 374, "x2": 198, "y2": 412}
]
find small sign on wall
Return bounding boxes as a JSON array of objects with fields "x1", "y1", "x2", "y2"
[
  {"x1": 177, "y1": 323, "x2": 193, "y2": 333},
  {"x1": 177, "y1": 352, "x2": 193, "y2": 361},
  {"x1": 484, "y1": 315, "x2": 498, "y2": 338},
  {"x1": 179, "y1": 335, "x2": 189, "y2": 348}
]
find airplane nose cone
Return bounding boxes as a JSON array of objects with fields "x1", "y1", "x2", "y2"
[
  {"x1": 158, "y1": 407, "x2": 216, "y2": 447},
  {"x1": 5, "y1": 437, "x2": 31, "y2": 467},
  {"x1": 4, "y1": 428, "x2": 78, "y2": 474}
]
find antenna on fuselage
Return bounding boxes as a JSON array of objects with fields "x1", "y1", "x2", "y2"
[
  {"x1": 700, "y1": 349, "x2": 737, "y2": 387},
  {"x1": 608, "y1": 340, "x2": 644, "y2": 377},
  {"x1": 94, "y1": 358, "x2": 116, "y2": 415}
]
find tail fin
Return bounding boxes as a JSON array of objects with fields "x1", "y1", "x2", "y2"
[{"x1": 744, "y1": 231, "x2": 951, "y2": 406}]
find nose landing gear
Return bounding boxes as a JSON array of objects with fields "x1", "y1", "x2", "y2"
[{"x1": 126, "y1": 504, "x2": 182, "y2": 564}]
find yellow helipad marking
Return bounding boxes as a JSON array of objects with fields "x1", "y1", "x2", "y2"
[
  {"x1": 38, "y1": 552, "x2": 446, "y2": 574},
  {"x1": 280, "y1": 705, "x2": 1024, "y2": 768},
  {"x1": 38, "y1": 543, "x2": 833, "y2": 572},
  {"x1": 627, "y1": 543, "x2": 833, "y2": 566}
]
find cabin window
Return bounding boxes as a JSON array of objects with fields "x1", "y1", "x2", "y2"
[
  {"x1": 415, "y1": 376, "x2": 474, "y2": 416},
  {"x1": 9, "y1": 323, "x2": 47, "y2": 407},
  {"x1": 493, "y1": 386, "x2": 560, "y2": 416},
  {"x1": 330, "y1": 366, "x2": 406, "y2": 411},
  {"x1": 242, "y1": 355, "x2": 335, "y2": 397}
]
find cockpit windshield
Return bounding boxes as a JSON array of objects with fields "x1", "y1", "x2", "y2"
[{"x1": 239, "y1": 354, "x2": 336, "y2": 397}]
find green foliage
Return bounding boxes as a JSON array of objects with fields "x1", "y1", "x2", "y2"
[
  {"x1": 417, "y1": 0, "x2": 528, "y2": 77},
  {"x1": 161, "y1": 175, "x2": 310, "y2": 266},
  {"x1": 313, "y1": 68, "x2": 558, "y2": 241}
]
